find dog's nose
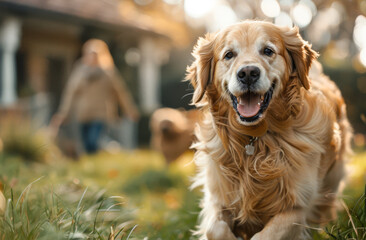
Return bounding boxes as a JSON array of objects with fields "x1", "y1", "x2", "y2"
[
  {"x1": 160, "y1": 120, "x2": 174, "y2": 137},
  {"x1": 237, "y1": 66, "x2": 260, "y2": 85}
]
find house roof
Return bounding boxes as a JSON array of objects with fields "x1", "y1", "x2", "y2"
[{"x1": 0, "y1": 0, "x2": 192, "y2": 46}]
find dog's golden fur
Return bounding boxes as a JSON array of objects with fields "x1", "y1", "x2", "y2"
[{"x1": 187, "y1": 21, "x2": 352, "y2": 240}]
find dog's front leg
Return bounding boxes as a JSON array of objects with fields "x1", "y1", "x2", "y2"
[
  {"x1": 200, "y1": 193, "x2": 237, "y2": 240},
  {"x1": 196, "y1": 151, "x2": 238, "y2": 240},
  {"x1": 251, "y1": 209, "x2": 307, "y2": 240},
  {"x1": 206, "y1": 219, "x2": 237, "y2": 240}
]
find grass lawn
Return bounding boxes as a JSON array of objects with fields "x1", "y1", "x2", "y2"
[
  {"x1": 0, "y1": 148, "x2": 200, "y2": 239},
  {"x1": 0, "y1": 146, "x2": 365, "y2": 239}
]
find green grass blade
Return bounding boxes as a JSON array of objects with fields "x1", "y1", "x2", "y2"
[
  {"x1": 126, "y1": 225, "x2": 138, "y2": 240},
  {"x1": 15, "y1": 176, "x2": 44, "y2": 208}
]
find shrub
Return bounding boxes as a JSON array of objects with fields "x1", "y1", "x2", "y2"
[{"x1": 0, "y1": 115, "x2": 49, "y2": 162}]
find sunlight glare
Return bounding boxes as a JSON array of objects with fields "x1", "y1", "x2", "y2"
[
  {"x1": 292, "y1": 3, "x2": 312, "y2": 28},
  {"x1": 360, "y1": 48, "x2": 366, "y2": 67},
  {"x1": 125, "y1": 48, "x2": 141, "y2": 67},
  {"x1": 275, "y1": 12, "x2": 293, "y2": 27},
  {"x1": 279, "y1": 0, "x2": 294, "y2": 8},
  {"x1": 184, "y1": 0, "x2": 217, "y2": 18},
  {"x1": 353, "y1": 15, "x2": 366, "y2": 50},
  {"x1": 300, "y1": 0, "x2": 317, "y2": 16},
  {"x1": 209, "y1": 4, "x2": 238, "y2": 31},
  {"x1": 261, "y1": 0, "x2": 280, "y2": 18}
]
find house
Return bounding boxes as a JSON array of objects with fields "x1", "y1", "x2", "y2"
[{"x1": 0, "y1": 0, "x2": 196, "y2": 148}]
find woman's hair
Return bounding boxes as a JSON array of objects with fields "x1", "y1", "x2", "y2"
[{"x1": 82, "y1": 39, "x2": 114, "y2": 70}]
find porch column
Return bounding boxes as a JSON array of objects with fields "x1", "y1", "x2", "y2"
[
  {"x1": 0, "y1": 17, "x2": 21, "y2": 105},
  {"x1": 138, "y1": 37, "x2": 168, "y2": 114}
]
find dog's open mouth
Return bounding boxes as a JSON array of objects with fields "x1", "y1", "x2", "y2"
[{"x1": 230, "y1": 82, "x2": 276, "y2": 123}]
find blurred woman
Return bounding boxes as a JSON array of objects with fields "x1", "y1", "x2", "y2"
[{"x1": 50, "y1": 39, "x2": 139, "y2": 154}]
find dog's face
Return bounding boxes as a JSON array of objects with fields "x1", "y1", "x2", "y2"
[{"x1": 187, "y1": 21, "x2": 317, "y2": 127}]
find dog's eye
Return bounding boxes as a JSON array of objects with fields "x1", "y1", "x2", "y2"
[
  {"x1": 224, "y1": 51, "x2": 234, "y2": 60},
  {"x1": 263, "y1": 47, "x2": 274, "y2": 57}
]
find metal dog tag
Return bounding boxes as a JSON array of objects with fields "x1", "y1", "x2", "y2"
[
  {"x1": 245, "y1": 137, "x2": 257, "y2": 155},
  {"x1": 245, "y1": 144, "x2": 255, "y2": 155}
]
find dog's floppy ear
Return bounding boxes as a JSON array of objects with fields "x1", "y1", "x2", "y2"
[
  {"x1": 280, "y1": 26, "x2": 318, "y2": 90},
  {"x1": 186, "y1": 33, "x2": 215, "y2": 105}
]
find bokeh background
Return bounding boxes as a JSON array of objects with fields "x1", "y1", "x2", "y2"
[
  {"x1": 0, "y1": 0, "x2": 366, "y2": 147},
  {"x1": 0, "y1": 0, "x2": 365, "y2": 239}
]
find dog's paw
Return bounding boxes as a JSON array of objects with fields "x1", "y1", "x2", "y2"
[
  {"x1": 251, "y1": 232, "x2": 273, "y2": 240},
  {"x1": 206, "y1": 220, "x2": 237, "y2": 240},
  {"x1": 250, "y1": 233, "x2": 261, "y2": 240},
  {"x1": 251, "y1": 231, "x2": 308, "y2": 240}
]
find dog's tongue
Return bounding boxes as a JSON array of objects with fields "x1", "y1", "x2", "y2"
[{"x1": 237, "y1": 92, "x2": 261, "y2": 117}]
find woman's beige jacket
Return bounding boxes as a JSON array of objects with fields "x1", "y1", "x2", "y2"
[{"x1": 58, "y1": 61, "x2": 139, "y2": 123}]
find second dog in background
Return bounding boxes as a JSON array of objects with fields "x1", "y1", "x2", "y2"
[{"x1": 150, "y1": 108, "x2": 200, "y2": 163}]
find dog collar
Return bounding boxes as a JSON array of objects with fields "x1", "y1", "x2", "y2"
[
  {"x1": 242, "y1": 120, "x2": 267, "y2": 155},
  {"x1": 241, "y1": 120, "x2": 268, "y2": 137}
]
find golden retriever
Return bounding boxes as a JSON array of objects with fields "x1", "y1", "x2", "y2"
[{"x1": 186, "y1": 20, "x2": 352, "y2": 240}]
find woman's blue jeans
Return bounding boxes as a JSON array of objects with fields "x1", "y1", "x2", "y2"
[{"x1": 80, "y1": 121, "x2": 104, "y2": 154}]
